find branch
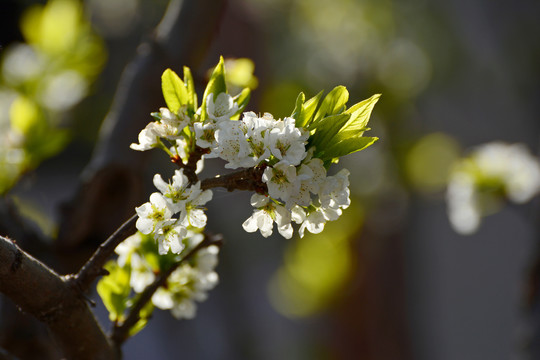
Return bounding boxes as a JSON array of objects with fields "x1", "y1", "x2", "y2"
[
  {"x1": 74, "y1": 214, "x2": 138, "y2": 292},
  {"x1": 0, "y1": 236, "x2": 117, "y2": 360},
  {"x1": 172, "y1": 145, "x2": 209, "y2": 185},
  {"x1": 201, "y1": 165, "x2": 268, "y2": 193},
  {"x1": 111, "y1": 233, "x2": 223, "y2": 347},
  {"x1": 72, "y1": 164, "x2": 265, "y2": 295}
]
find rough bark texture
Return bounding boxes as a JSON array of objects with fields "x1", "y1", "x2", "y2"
[{"x1": 0, "y1": 236, "x2": 117, "y2": 360}]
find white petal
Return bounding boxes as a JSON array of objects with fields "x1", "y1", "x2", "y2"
[
  {"x1": 135, "y1": 217, "x2": 154, "y2": 234},
  {"x1": 152, "y1": 289, "x2": 174, "y2": 309},
  {"x1": 250, "y1": 193, "x2": 269, "y2": 207},
  {"x1": 242, "y1": 213, "x2": 259, "y2": 233},
  {"x1": 153, "y1": 173, "x2": 169, "y2": 194}
]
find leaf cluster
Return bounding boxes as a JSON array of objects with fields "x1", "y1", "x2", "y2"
[{"x1": 292, "y1": 87, "x2": 380, "y2": 165}]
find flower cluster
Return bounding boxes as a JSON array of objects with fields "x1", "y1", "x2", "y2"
[
  {"x1": 135, "y1": 169, "x2": 212, "y2": 254},
  {"x1": 132, "y1": 89, "x2": 353, "y2": 239},
  {"x1": 129, "y1": 60, "x2": 379, "y2": 245},
  {"x1": 447, "y1": 142, "x2": 540, "y2": 234},
  {"x1": 115, "y1": 232, "x2": 219, "y2": 320},
  {"x1": 100, "y1": 59, "x2": 378, "y2": 333}
]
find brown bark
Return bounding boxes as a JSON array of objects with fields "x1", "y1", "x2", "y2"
[{"x1": 0, "y1": 236, "x2": 117, "y2": 360}]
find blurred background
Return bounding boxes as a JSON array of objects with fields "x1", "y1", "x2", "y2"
[{"x1": 1, "y1": 0, "x2": 540, "y2": 359}]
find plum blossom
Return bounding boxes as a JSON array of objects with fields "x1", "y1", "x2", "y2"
[
  {"x1": 267, "y1": 116, "x2": 309, "y2": 166},
  {"x1": 129, "y1": 253, "x2": 156, "y2": 292},
  {"x1": 179, "y1": 182, "x2": 213, "y2": 229},
  {"x1": 242, "y1": 194, "x2": 293, "y2": 238},
  {"x1": 151, "y1": 245, "x2": 220, "y2": 319},
  {"x1": 194, "y1": 121, "x2": 217, "y2": 150},
  {"x1": 262, "y1": 161, "x2": 299, "y2": 203},
  {"x1": 319, "y1": 169, "x2": 351, "y2": 210},
  {"x1": 154, "y1": 219, "x2": 187, "y2": 255},
  {"x1": 446, "y1": 142, "x2": 540, "y2": 235},
  {"x1": 135, "y1": 192, "x2": 174, "y2": 235},
  {"x1": 214, "y1": 120, "x2": 253, "y2": 168},
  {"x1": 130, "y1": 122, "x2": 160, "y2": 151},
  {"x1": 206, "y1": 92, "x2": 238, "y2": 122},
  {"x1": 153, "y1": 169, "x2": 192, "y2": 213}
]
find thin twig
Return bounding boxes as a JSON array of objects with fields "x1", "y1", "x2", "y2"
[
  {"x1": 74, "y1": 214, "x2": 138, "y2": 292},
  {"x1": 111, "y1": 233, "x2": 223, "y2": 347},
  {"x1": 73, "y1": 164, "x2": 265, "y2": 294}
]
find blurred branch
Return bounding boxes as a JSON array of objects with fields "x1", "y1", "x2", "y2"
[
  {"x1": 111, "y1": 232, "x2": 223, "y2": 347},
  {"x1": 0, "y1": 236, "x2": 117, "y2": 360},
  {"x1": 72, "y1": 163, "x2": 266, "y2": 294},
  {"x1": 0, "y1": 347, "x2": 19, "y2": 360},
  {"x1": 74, "y1": 214, "x2": 138, "y2": 292},
  {"x1": 58, "y1": 0, "x2": 227, "y2": 249}
]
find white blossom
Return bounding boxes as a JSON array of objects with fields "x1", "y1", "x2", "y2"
[
  {"x1": 130, "y1": 253, "x2": 155, "y2": 292},
  {"x1": 153, "y1": 170, "x2": 191, "y2": 213},
  {"x1": 446, "y1": 171, "x2": 480, "y2": 235},
  {"x1": 130, "y1": 122, "x2": 159, "y2": 151},
  {"x1": 154, "y1": 219, "x2": 187, "y2": 255},
  {"x1": 241, "y1": 112, "x2": 273, "y2": 163},
  {"x1": 179, "y1": 183, "x2": 213, "y2": 229},
  {"x1": 151, "y1": 245, "x2": 220, "y2": 320},
  {"x1": 267, "y1": 117, "x2": 308, "y2": 166},
  {"x1": 446, "y1": 142, "x2": 540, "y2": 235},
  {"x1": 214, "y1": 120, "x2": 253, "y2": 168},
  {"x1": 242, "y1": 194, "x2": 293, "y2": 238},
  {"x1": 135, "y1": 192, "x2": 174, "y2": 235},
  {"x1": 115, "y1": 233, "x2": 142, "y2": 267},
  {"x1": 319, "y1": 168, "x2": 351, "y2": 210},
  {"x1": 262, "y1": 161, "x2": 299, "y2": 203},
  {"x1": 152, "y1": 107, "x2": 188, "y2": 140},
  {"x1": 298, "y1": 208, "x2": 327, "y2": 238},
  {"x1": 206, "y1": 93, "x2": 238, "y2": 122},
  {"x1": 242, "y1": 195, "x2": 274, "y2": 237},
  {"x1": 472, "y1": 142, "x2": 540, "y2": 203},
  {"x1": 193, "y1": 121, "x2": 217, "y2": 150}
]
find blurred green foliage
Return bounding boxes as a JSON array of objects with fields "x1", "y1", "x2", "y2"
[
  {"x1": 268, "y1": 204, "x2": 363, "y2": 317},
  {"x1": 0, "y1": 0, "x2": 106, "y2": 194}
]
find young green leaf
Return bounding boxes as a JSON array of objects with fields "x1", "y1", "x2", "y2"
[
  {"x1": 308, "y1": 114, "x2": 351, "y2": 155},
  {"x1": 291, "y1": 92, "x2": 305, "y2": 126},
  {"x1": 340, "y1": 94, "x2": 381, "y2": 134},
  {"x1": 231, "y1": 87, "x2": 251, "y2": 120},
  {"x1": 183, "y1": 66, "x2": 197, "y2": 115},
  {"x1": 97, "y1": 261, "x2": 132, "y2": 322},
  {"x1": 128, "y1": 301, "x2": 155, "y2": 337},
  {"x1": 162, "y1": 69, "x2": 188, "y2": 114},
  {"x1": 201, "y1": 56, "x2": 227, "y2": 121},
  {"x1": 322, "y1": 135, "x2": 379, "y2": 161},
  {"x1": 309, "y1": 86, "x2": 349, "y2": 129},
  {"x1": 297, "y1": 90, "x2": 323, "y2": 128}
]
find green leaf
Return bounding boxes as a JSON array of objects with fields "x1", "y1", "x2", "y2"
[
  {"x1": 322, "y1": 136, "x2": 379, "y2": 161},
  {"x1": 162, "y1": 69, "x2": 188, "y2": 114},
  {"x1": 231, "y1": 87, "x2": 251, "y2": 120},
  {"x1": 128, "y1": 301, "x2": 154, "y2": 337},
  {"x1": 10, "y1": 96, "x2": 42, "y2": 136},
  {"x1": 183, "y1": 66, "x2": 197, "y2": 115},
  {"x1": 308, "y1": 114, "x2": 351, "y2": 155},
  {"x1": 97, "y1": 261, "x2": 132, "y2": 322},
  {"x1": 201, "y1": 56, "x2": 227, "y2": 121},
  {"x1": 297, "y1": 91, "x2": 323, "y2": 128},
  {"x1": 310, "y1": 86, "x2": 349, "y2": 129},
  {"x1": 340, "y1": 94, "x2": 381, "y2": 134},
  {"x1": 290, "y1": 92, "x2": 305, "y2": 126}
]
